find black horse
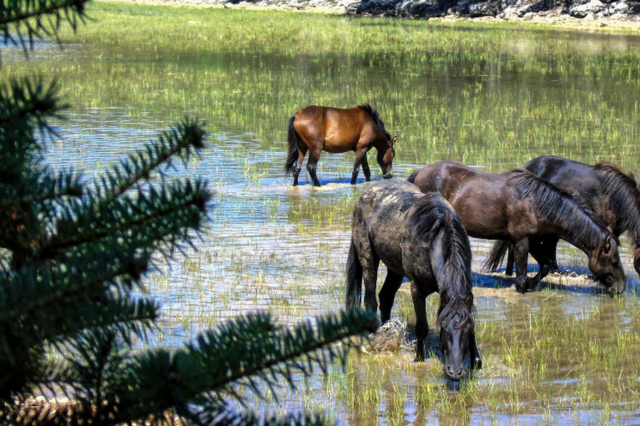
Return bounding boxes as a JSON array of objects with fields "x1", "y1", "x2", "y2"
[
  {"x1": 409, "y1": 161, "x2": 626, "y2": 296},
  {"x1": 523, "y1": 156, "x2": 640, "y2": 277},
  {"x1": 345, "y1": 180, "x2": 481, "y2": 380}
]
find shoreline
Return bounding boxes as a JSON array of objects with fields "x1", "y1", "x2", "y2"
[{"x1": 99, "y1": 0, "x2": 640, "y2": 33}]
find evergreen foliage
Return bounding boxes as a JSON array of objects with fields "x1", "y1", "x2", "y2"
[{"x1": 0, "y1": 1, "x2": 379, "y2": 424}]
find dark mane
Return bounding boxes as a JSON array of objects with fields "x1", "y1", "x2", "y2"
[
  {"x1": 508, "y1": 169, "x2": 607, "y2": 247},
  {"x1": 405, "y1": 194, "x2": 474, "y2": 326},
  {"x1": 595, "y1": 161, "x2": 640, "y2": 242},
  {"x1": 357, "y1": 104, "x2": 392, "y2": 141}
]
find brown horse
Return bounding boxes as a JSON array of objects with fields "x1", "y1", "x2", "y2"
[
  {"x1": 408, "y1": 161, "x2": 626, "y2": 295},
  {"x1": 285, "y1": 104, "x2": 396, "y2": 187}
]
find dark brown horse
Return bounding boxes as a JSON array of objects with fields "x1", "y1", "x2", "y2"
[
  {"x1": 345, "y1": 180, "x2": 481, "y2": 380},
  {"x1": 285, "y1": 104, "x2": 396, "y2": 187},
  {"x1": 520, "y1": 156, "x2": 640, "y2": 277},
  {"x1": 408, "y1": 161, "x2": 626, "y2": 295}
]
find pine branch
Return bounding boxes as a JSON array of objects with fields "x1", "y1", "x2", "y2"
[
  {"x1": 100, "y1": 118, "x2": 206, "y2": 202},
  {"x1": 0, "y1": 0, "x2": 90, "y2": 52},
  {"x1": 0, "y1": 245, "x2": 154, "y2": 331},
  {"x1": 109, "y1": 309, "x2": 378, "y2": 424},
  {"x1": 47, "y1": 179, "x2": 209, "y2": 257},
  {"x1": 0, "y1": 78, "x2": 64, "y2": 135},
  {"x1": 0, "y1": 167, "x2": 82, "y2": 207}
]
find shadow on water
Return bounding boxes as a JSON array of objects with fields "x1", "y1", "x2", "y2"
[{"x1": 473, "y1": 264, "x2": 640, "y2": 295}]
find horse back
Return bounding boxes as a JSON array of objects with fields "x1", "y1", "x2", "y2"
[
  {"x1": 525, "y1": 155, "x2": 607, "y2": 222},
  {"x1": 352, "y1": 180, "x2": 425, "y2": 277},
  {"x1": 411, "y1": 161, "x2": 513, "y2": 239}
]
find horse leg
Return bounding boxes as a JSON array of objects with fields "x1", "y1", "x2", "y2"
[
  {"x1": 362, "y1": 258, "x2": 380, "y2": 314},
  {"x1": 540, "y1": 235, "x2": 561, "y2": 273},
  {"x1": 469, "y1": 331, "x2": 482, "y2": 370},
  {"x1": 378, "y1": 271, "x2": 404, "y2": 324},
  {"x1": 411, "y1": 282, "x2": 428, "y2": 362},
  {"x1": 361, "y1": 154, "x2": 372, "y2": 182},
  {"x1": 506, "y1": 245, "x2": 515, "y2": 276},
  {"x1": 514, "y1": 239, "x2": 531, "y2": 294},
  {"x1": 293, "y1": 145, "x2": 307, "y2": 186},
  {"x1": 306, "y1": 151, "x2": 322, "y2": 187},
  {"x1": 527, "y1": 240, "x2": 551, "y2": 291},
  {"x1": 351, "y1": 149, "x2": 368, "y2": 185}
]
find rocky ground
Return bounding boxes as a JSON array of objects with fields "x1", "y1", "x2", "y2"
[{"x1": 113, "y1": 0, "x2": 640, "y2": 30}]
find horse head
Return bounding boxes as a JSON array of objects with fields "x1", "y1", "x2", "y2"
[
  {"x1": 377, "y1": 136, "x2": 396, "y2": 179},
  {"x1": 438, "y1": 294, "x2": 475, "y2": 381},
  {"x1": 589, "y1": 234, "x2": 626, "y2": 296}
]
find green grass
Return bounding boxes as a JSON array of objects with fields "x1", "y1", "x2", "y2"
[{"x1": 7, "y1": 2, "x2": 640, "y2": 172}]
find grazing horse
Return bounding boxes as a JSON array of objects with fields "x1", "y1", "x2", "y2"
[
  {"x1": 284, "y1": 104, "x2": 396, "y2": 187},
  {"x1": 408, "y1": 161, "x2": 626, "y2": 295},
  {"x1": 345, "y1": 180, "x2": 481, "y2": 380},
  {"x1": 519, "y1": 156, "x2": 640, "y2": 277}
]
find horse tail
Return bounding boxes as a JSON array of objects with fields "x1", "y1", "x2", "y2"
[
  {"x1": 483, "y1": 240, "x2": 513, "y2": 272},
  {"x1": 285, "y1": 114, "x2": 299, "y2": 174},
  {"x1": 407, "y1": 169, "x2": 420, "y2": 184},
  {"x1": 345, "y1": 237, "x2": 363, "y2": 309}
]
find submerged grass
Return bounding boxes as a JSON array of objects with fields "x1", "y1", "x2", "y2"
[{"x1": 6, "y1": 2, "x2": 640, "y2": 172}]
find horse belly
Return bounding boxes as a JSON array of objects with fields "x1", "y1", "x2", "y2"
[
  {"x1": 323, "y1": 137, "x2": 356, "y2": 154},
  {"x1": 450, "y1": 198, "x2": 509, "y2": 239}
]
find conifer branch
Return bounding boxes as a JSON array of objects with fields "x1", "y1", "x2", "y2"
[
  {"x1": 0, "y1": 0, "x2": 90, "y2": 51},
  {"x1": 101, "y1": 118, "x2": 206, "y2": 202},
  {"x1": 110, "y1": 310, "x2": 378, "y2": 424},
  {"x1": 47, "y1": 179, "x2": 209, "y2": 256}
]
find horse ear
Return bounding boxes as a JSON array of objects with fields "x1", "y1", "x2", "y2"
[
  {"x1": 604, "y1": 235, "x2": 611, "y2": 255},
  {"x1": 392, "y1": 137, "x2": 397, "y2": 145},
  {"x1": 464, "y1": 294, "x2": 474, "y2": 307}
]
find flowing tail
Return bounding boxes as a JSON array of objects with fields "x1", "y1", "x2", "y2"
[
  {"x1": 345, "y1": 238, "x2": 363, "y2": 309},
  {"x1": 284, "y1": 115, "x2": 299, "y2": 174},
  {"x1": 483, "y1": 240, "x2": 515, "y2": 275},
  {"x1": 407, "y1": 169, "x2": 420, "y2": 183}
]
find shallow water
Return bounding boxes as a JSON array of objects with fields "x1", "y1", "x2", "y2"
[{"x1": 7, "y1": 5, "x2": 640, "y2": 424}]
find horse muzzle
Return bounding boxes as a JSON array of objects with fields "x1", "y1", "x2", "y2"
[
  {"x1": 445, "y1": 364, "x2": 465, "y2": 381},
  {"x1": 382, "y1": 172, "x2": 393, "y2": 180}
]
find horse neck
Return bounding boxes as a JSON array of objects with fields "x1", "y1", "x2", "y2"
[
  {"x1": 429, "y1": 225, "x2": 471, "y2": 301},
  {"x1": 547, "y1": 200, "x2": 604, "y2": 253},
  {"x1": 603, "y1": 182, "x2": 640, "y2": 245}
]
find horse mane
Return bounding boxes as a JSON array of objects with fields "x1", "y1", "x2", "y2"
[
  {"x1": 508, "y1": 169, "x2": 605, "y2": 244},
  {"x1": 405, "y1": 194, "x2": 474, "y2": 326},
  {"x1": 357, "y1": 104, "x2": 392, "y2": 141},
  {"x1": 594, "y1": 161, "x2": 640, "y2": 242}
]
